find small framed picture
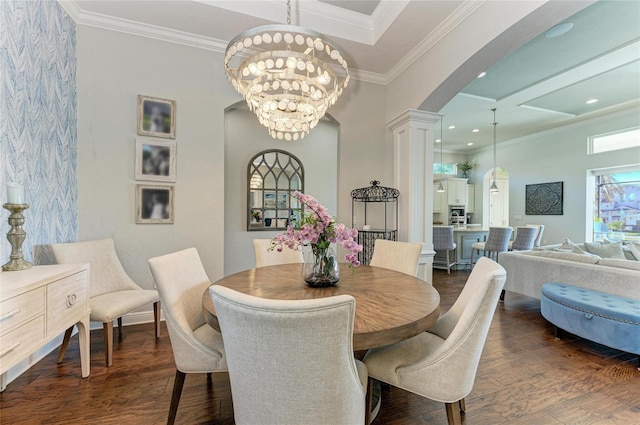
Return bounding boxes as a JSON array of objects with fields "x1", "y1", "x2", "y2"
[
  {"x1": 137, "y1": 95, "x2": 176, "y2": 139},
  {"x1": 136, "y1": 184, "x2": 174, "y2": 224},
  {"x1": 135, "y1": 139, "x2": 176, "y2": 182}
]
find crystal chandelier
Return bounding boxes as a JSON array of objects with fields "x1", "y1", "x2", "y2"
[{"x1": 224, "y1": 0, "x2": 350, "y2": 141}]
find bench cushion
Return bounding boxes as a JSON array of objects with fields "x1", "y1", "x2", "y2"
[{"x1": 541, "y1": 282, "x2": 640, "y2": 355}]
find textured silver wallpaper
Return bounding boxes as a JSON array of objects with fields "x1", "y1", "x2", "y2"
[{"x1": 0, "y1": 0, "x2": 77, "y2": 265}]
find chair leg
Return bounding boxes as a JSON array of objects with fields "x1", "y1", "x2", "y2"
[
  {"x1": 446, "y1": 251, "x2": 451, "y2": 274},
  {"x1": 168, "y1": 370, "x2": 186, "y2": 425},
  {"x1": 117, "y1": 317, "x2": 123, "y2": 341},
  {"x1": 500, "y1": 289, "x2": 506, "y2": 302},
  {"x1": 459, "y1": 398, "x2": 466, "y2": 413},
  {"x1": 445, "y1": 401, "x2": 463, "y2": 425},
  {"x1": 365, "y1": 376, "x2": 373, "y2": 425},
  {"x1": 154, "y1": 301, "x2": 161, "y2": 339},
  {"x1": 104, "y1": 321, "x2": 114, "y2": 367},
  {"x1": 57, "y1": 326, "x2": 74, "y2": 363}
]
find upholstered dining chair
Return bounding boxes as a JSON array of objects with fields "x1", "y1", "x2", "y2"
[
  {"x1": 52, "y1": 239, "x2": 160, "y2": 367},
  {"x1": 148, "y1": 248, "x2": 227, "y2": 425},
  {"x1": 369, "y1": 239, "x2": 422, "y2": 276},
  {"x1": 508, "y1": 226, "x2": 537, "y2": 251},
  {"x1": 210, "y1": 285, "x2": 369, "y2": 425},
  {"x1": 363, "y1": 257, "x2": 506, "y2": 425},
  {"x1": 470, "y1": 227, "x2": 513, "y2": 266},
  {"x1": 433, "y1": 226, "x2": 457, "y2": 274},
  {"x1": 252, "y1": 238, "x2": 304, "y2": 268},
  {"x1": 527, "y1": 224, "x2": 545, "y2": 247}
]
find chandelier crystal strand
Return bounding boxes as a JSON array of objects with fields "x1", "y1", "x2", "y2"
[
  {"x1": 224, "y1": 0, "x2": 350, "y2": 141},
  {"x1": 490, "y1": 108, "x2": 499, "y2": 194}
]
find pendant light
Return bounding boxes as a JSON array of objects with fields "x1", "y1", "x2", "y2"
[
  {"x1": 436, "y1": 118, "x2": 445, "y2": 192},
  {"x1": 490, "y1": 108, "x2": 499, "y2": 194}
]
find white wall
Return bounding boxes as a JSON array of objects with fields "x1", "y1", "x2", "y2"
[
  {"x1": 224, "y1": 106, "x2": 338, "y2": 275},
  {"x1": 469, "y1": 108, "x2": 640, "y2": 245},
  {"x1": 330, "y1": 80, "x2": 392, "y2": 227},
  {"x1": 76, "y1": 26, "x2": 238, "y2": 305}
]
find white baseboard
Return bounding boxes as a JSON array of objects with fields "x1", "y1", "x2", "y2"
[{"x1": 2, "y1": 310, "x2": 165, "y2": 391}]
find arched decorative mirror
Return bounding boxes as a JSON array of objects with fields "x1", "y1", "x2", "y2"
[{"x1": 247, "y1": 149, "x2": 304, "y2": 231}]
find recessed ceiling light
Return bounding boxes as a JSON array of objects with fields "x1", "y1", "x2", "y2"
[
  {"x1": 435, "y1": 139, "x2": 441, "y2": 143},
  {"x1": 467, "y1": 142, "x2": 474, "y2": 146},
  {"x1": 586, "y1": 98, "x2": 599, "y2": 104},
  {"x1": 472, "y1": 129, "x2": 479, "y2": 133},
  {"x1": 448, "y1": 125, "x2": 456, "y2": 129},
  {"x1": 477, "y1": 72, "x2": 486, "y2": 78},
  {"x1": 545, "y1": 22, "x2": 574, "y2": 38}
]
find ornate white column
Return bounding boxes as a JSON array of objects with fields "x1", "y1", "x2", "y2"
[{"x1": 387, "y1": 110, "x2": 441, "y2": 283}]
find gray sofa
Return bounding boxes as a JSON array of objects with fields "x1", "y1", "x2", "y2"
[{"x1": 498, "y1": 250, "x2": 640, "y2": 302}]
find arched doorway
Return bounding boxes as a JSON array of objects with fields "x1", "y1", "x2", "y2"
[{"x1": 482, "y1": 168, "x2": 510, "y2": 228}]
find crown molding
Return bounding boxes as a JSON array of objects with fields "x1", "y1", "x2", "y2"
[
  {"x1": 370, "y1": 0, "x2": 411, "y2": 44},
  {"x1": 349, "y1": 68, "x2": 387, "y2": 85},
  {"x1": 385, "y1": 0, "x2": 486, "y2": 84},
  {"x1": 58, "y1": 0, "x2": 228, "y2": 52},
  {"x1": 57, "y1": 0, "x2": 480, "y2": 87}
]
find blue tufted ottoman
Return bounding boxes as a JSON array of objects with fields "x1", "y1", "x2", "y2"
[{"x1": 540, "y1": 283, "x2": 640, "y2": 366}]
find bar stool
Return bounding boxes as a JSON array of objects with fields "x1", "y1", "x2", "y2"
[
  {"x1": 433, "y1": 226, "x2": 456, "y2": 274},
  {"x1": 508, "y1": 226, "x2": 537, "y2": 251},
  {"x1": 471, "y1": 227, "x2": 513, "y2": 266}
]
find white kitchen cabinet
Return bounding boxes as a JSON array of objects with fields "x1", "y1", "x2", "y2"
[
  {"x1": 433, "y1": 183, "x2": 445, "y2": 213},
  {"x1": 447, "y1": 178, "x2": 468, "y2": 205},
  {"x1": 467, "y1": 184, "x2": 475, "y2": 213}
]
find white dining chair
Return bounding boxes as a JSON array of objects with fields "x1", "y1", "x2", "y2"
[
  {"x1": 253, "y1": 238, "x2": 304, "y2": 268},
  {"x1": 52, "y1": 239, "x2": 160, "y2": 367},
  {"x1": 369, "y1": 239, "x2": 422, "y2": 276},
  {"x1": 148, "y1": 248, "x2": 227, "y2": 425},
  {"x1": 364, "y1": 257, "x2": 506, "y2": 425},
  {"x1": 210, "y1": 285, "x2": 369, "y2": 425}
]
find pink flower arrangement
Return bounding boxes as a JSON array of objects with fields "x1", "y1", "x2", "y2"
[{"x1": 271, "y1": 191, "x2": 363, "y2": 268}]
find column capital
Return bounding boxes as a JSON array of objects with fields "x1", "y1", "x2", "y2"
[{"x1": 386, "y1": 109, "x2": 441, "y2": 131}]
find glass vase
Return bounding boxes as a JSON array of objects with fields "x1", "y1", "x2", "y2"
[{"x1": 303, "y1": 247, "x2": 340, "y2": 288}]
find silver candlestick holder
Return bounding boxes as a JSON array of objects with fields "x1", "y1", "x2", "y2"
[{"x1": 2, "y1": 203, "x2": 32, "y2": 271}]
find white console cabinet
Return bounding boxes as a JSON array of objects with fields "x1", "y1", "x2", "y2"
[{"x1": 0, "y1": 264, "x2": 90, "y2": 391}]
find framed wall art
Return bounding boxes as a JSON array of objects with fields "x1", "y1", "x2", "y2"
[
  {"x1": 135, "y1": 139, "x2": 176, "y2": 182},
  {"x1": 526, "y1": 181, "x2": 563, "y2": 215},
  {"x1": 137, "y1": 95, "x2": 176, "y2": 139},
  {"x1": 136, "y1": 184, "x2": 174, "y2": 224}
]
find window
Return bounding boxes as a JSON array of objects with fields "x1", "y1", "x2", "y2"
[
  {"x1": 593, "y1": 171, "x2": 640, "y2": 241},
  {"x1": 247, "y1": 150, "x2": 304, "y2": 231},
  {"x1": 589, "y1": 128, "x2": 640, "y2": 154},
  {"x1": 433, "y1": 163, "x2": 457, "y2": 175}
]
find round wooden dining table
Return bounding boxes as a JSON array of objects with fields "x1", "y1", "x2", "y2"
[{"x1": 202, "y1": 264, "x2": 441, "y2": 351}]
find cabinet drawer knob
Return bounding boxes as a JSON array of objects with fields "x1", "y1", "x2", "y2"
[
  {"x1": 66, "y1": 293, "x2": 77, "y2": 308},
  {"x1": 0, "y1": 342, "x2": 21, "y2": 357},
  {"x1": 0, "y1": 309, "x2": 21, "y2": 321}
]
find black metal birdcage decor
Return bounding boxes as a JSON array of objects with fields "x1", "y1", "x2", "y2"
[{"x1": 350, "y1": 180, "x2": 399, "y2": 265}]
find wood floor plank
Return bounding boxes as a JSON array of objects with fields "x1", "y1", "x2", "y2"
[{"x1": 1, "y1": 269, "x2": 638, "y2": 424}]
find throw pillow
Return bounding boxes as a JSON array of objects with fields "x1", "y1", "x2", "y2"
[
  {"x1": 583, "y1": 241, "x2": 626, "y2": 260},
  {"x1": 533, "y1": 250, "x2": 601, "y2": 264},
  {"x1": 556, "y1": 238, "x2": 578, "y2": 252},
  {"x1": 599, "y1": 258, "x2": 640, "y2": 271},
  {"x1": 625, "y1": 241, "x2": 640, "y2": 261}
]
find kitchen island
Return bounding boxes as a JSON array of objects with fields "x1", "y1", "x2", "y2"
[{"x1": 434, "y1": 226, "x2": 489, "y2": 271}]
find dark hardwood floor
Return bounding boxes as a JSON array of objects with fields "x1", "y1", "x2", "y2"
[{"x1": 1, "y1": 269, "x2": 638, "y2": 424}]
